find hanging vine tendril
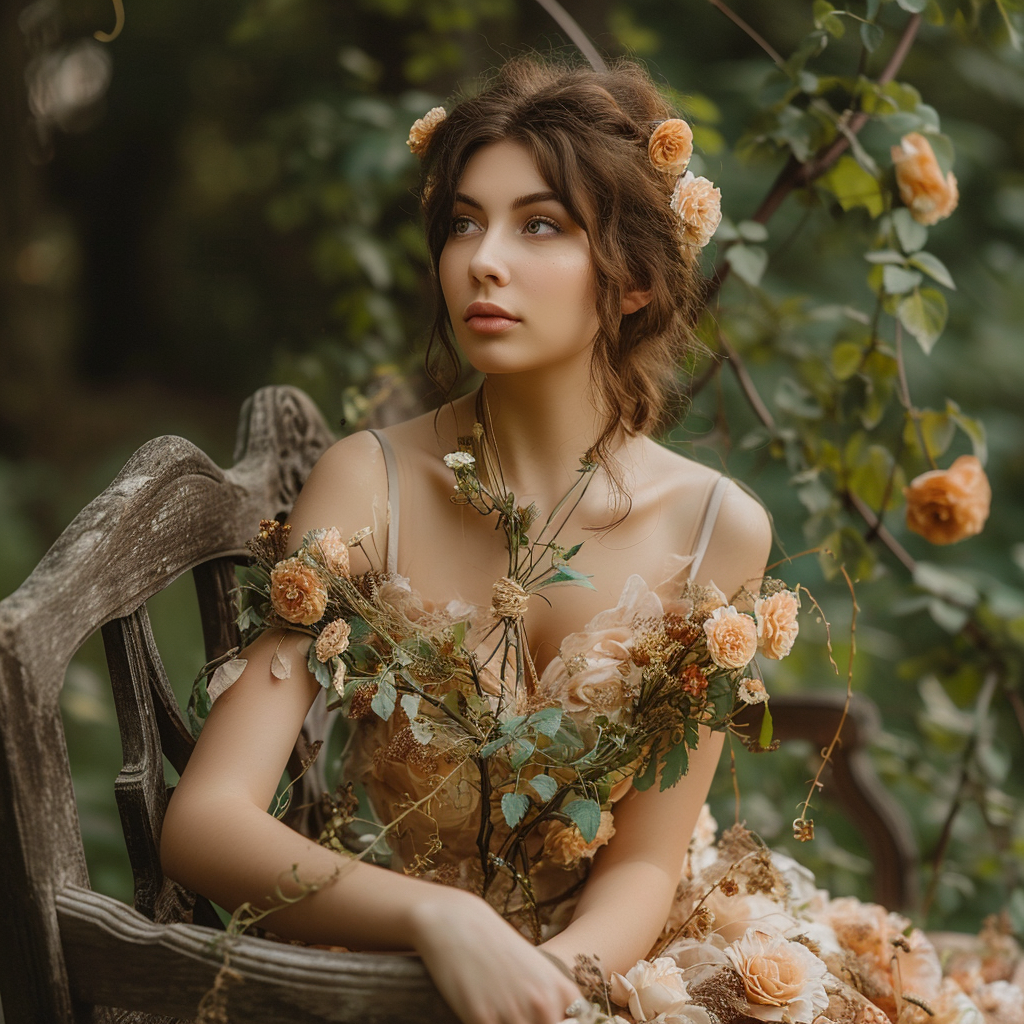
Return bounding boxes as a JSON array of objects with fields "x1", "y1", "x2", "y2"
[{"x1": 94, "y1": 0, "x2": 124, "y2": 43}]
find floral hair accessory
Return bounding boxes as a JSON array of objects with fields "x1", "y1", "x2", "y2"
[
  {"x1": 407, "y1": 106, "x2": 446, "y2": 157},
  {"x1": 648, "y1": 118, "x2": 694, "y2": 176},
  {"x1": 671, "y1": 171, "x2": 723, "y2": 248}
]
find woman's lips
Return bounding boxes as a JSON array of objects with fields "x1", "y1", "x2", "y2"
[{"x1": 463, "y1": 302, "x2": 520, "y2": 334}]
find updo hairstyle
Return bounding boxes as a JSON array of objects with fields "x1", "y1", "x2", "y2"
[{"x1": 418, "y1": 56, "x2": 706, "y2": 461}]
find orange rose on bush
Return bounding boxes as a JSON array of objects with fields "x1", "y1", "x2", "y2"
[
  {"x1": 270, "y1": 557, "x2": 328, "y2": 624},
  {"x1": 904, "y1": 455, "x2": 991, "y2": 545},
  {"x1": 891, "y1": 132, "x2": 959, "y2": 226}
]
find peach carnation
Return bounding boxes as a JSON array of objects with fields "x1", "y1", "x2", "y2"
[
  {"x1": 649, "y1": 118, "x2": 694, "y2": 176},
  {"x1": 723, "y1": 929, "x2": 829, "y2": 1023},
  {"x1": 407, "y1": 106, "x2": 446, "y2": 156},
  {"x1": 703, "y1": 606, "x2": 758, "y2": 669},
  {"x1": 904, "y1": 455, "x2": 991, "y2": 545},
  {"x1": 309, "y1": 527, "x2": 350, "y2": 577},
  {"x1": 542, "y1": 810, "x2": 615, "y2": 868},
  {"x1": 670, "y1": 171, "x2": 722, "y2": 248},
  {"x1": 891, "y1": 132, "x2": 959, "y2": 226},
  {"x1": 754, "y1": 590, "x2": 800, "y2": 660},
  {"x1": 315, "y1": 618, "x2": 352, "y2": 661},
  {"x1": 270, "y1": 557, "x2": 328, "y2": 625}
]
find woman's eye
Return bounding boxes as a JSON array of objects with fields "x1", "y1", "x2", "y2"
[
  {"x1": 524, "y1": 217, "x2": 560, "y2": 236},
  {"x1": 451, "y1": 215, "x2": 477, "y2": 236}
]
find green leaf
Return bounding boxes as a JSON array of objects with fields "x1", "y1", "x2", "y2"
[
  {"x1": 371, "y1": 676, "x2": 397, "y2": 720},
  {"x1": 813, "y1": 0, "x2": 846, "y2": 37},
  {"x1": 563, "y1": 799, "x2": 602, "y2": 843},
  {"x1": 819, "y1": 526, "x2": 876, "y2": 582},
  {"x1": 400, "y1": 693, "x2": 420, "y2": 721},
  {"x1": 864, "y1": 249, "x2": 905, "y2": 265},
  {"x1": 632, "y1": 738, "x2": 661, "y2": 792},
  {"x1": 759, "y1": 702, "x2": 774, "y2": 749},
  {"x1": 849, "y1": 444, "x2": 902, "y2": 509},
  {"x1": 529, "y1": 775, "x2": 559, "y2": 802},
  {"x1": 903, "y1": 409, "x2": 955, "y2": 459},
  {"x1": 860, "y1": 21, "x2": 884, "y2": 52},
  {"x1": 898, "y1": 287, "x2": 948, "y2": 354},
  {"x1": 883, "y1": 265, "x2": 923, "y2": 295},
  {"x1": 896, "y1": 0, "x2": 928, "y2": 11},
  {"x1": 528, "y1": 707, "x2": 563, "y2": 737},
  {"x1": 307, "y1": 642, "x2": 334, "y2": 689},
  {"x1": 501, "y1": 792, "x2": 530, "y2": 829},
  {"x1": 832, "y1": 341, "x2": 864, "y2": 381},
  {"x1": 737, "y1": 220, "x2": 769, "y2": 243},
  {"x1": 725, "y1": 243, "x2": 768, "y2": 286},
  {"x1": 659, "y1": 740, "x2": 691, "y2": 791},
  {"x1": 409, "y1": 717, "x2": 433, "y2": 744},
  {"x1": 908, "y1": 251, "x2": 955, "y2": 290},
  {"x1": 775, "y1": 378, "x2": 823, "y2": 419},
  {"x1": 946, "y1": 400, "x2": 988, "y2": 463},
  {"x1": 819, "y1": 155, "x2": 884, "y2": 217},
  {"x1": 891, "y1": 207, "x2": 928, "y2": 253},
  {"x1": 539, "y1": 567, "x2": 596, "y2": 590},
  {"x1": 510, "y1": 738, "x2": 535, "y2": 769},
  {"x1": 479, "y1": 735, "x2": 509, "y2": 758}
]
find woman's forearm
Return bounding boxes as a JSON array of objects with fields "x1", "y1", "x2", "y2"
[
  {"x1": 538, "y1": 858, "x2": 678, "y2": 978},
  {"x1": 161, "y1": 791, "x2": 480, "y2": 949}
]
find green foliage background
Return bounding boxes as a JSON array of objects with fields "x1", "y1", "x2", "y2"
[{"x1": 3, "y1": 0, "x2": 1024, "y2": 935}]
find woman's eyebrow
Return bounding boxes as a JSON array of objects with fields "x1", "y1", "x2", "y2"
[{"x1": 453, "y1": 190, "x2": 563, "y2": 211}]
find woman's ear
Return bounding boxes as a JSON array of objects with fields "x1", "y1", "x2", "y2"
[{"x1": 621, "y1": 287, "x2": 653, "y2": 315}]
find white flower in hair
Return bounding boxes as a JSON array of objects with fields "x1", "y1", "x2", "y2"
[{"x1": 670, "y1": 171, "x2": 723, "y2": 248}]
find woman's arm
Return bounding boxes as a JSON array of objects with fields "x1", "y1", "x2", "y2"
[
  {"x1": 540, "y1": 482, "x2": 773, "y2": 977},
  {"x1": 160, "y1": 432, "x2": 582, "y2": 1023}
]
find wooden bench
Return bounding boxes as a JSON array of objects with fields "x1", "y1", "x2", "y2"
[{"x1": 0, "y1": 386, "x2": 918, "y2": 1023}]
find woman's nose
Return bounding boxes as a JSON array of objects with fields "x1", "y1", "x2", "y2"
[{"x1": 467, "y1": 228, "x2": 511, "y2": 286}]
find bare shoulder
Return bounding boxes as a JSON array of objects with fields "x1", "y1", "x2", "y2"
[{"x1": 284, "y1": 430, "x2": 391, "y2": 571}]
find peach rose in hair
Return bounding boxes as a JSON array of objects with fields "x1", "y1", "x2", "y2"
[
  {"x1": 891, "y1": 132, "x2": 959, "y2": 226},
  {"x1": 649, "y1": 118, "x2": 694, "y2": 176},
  {"x1": 270, "y1": 557, "x2": 328, "y2": 625},
  {"x1": 904, "y1": 455, "x2": 991, "y2": 545},
  {"x1": 703, "y1": 605, "x2": 758, "y2": 669},
  {"x1": 407, "y1": 106, "x2": 446, "y2": 156},
  {"x1": 671, "y1": 172, "x2": 722, "y2": 248}
]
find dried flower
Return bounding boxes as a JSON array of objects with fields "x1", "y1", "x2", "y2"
[
  {"x1": 737, "y1": 678, "x2": 768, "y2": 705},
  {"x1": 542, "y1": 811, "x2": 615, "y2": 868},
  {"x1": 331, "y1": 660, "x2": 346, "y2": 699},
  {"x1": 308, "y1": 526, "x2": 350, "y2": 577},
  {"x1": 754, "y1": 590, "x2": 800, "y2": 660},
  {"x1": 904, "y1": 455, "x2": 991, "y2": 545},
  {"x1": 891, "y1": 132, "x2": 959, "y2": 226},
  {"x1": 670, "y1": 171, "x2": 723, "y2": 248},
  {"x1": 270, "y1": 557, "x2": 328, "y2": 625},
  {"x1": 723, "y1": 929, "x2": 829, "y2": 1023},
  {"x1": 315, "y1": 619, "x2": 352, "y2": 662},
  {"x1": 444, "y1": 450, "x2": 476, "y2": 469},
  {"x1": 407, "y1": 106, "x2": 446, "y2": 157},
  {"x1": 703, "y1": 606, "x2": 758, "y2": 670},
  {"x1": 491, "y1": 576, "x2": 530, "y2": 619},
  {"x1": 680, "y1": 664, "x2": 709, "y2": 698},
  {"x1": 649, "y1": 118, "x2": 694, "y2": 176}
]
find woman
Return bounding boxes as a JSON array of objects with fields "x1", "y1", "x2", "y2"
[{"x1": 161, "y1": 57, "x2": 772, "y2": 1024}]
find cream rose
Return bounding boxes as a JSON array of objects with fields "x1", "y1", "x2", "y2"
[
  {"x1": 649, "y1": 118, "x2": 694, "y2": 176},
  {"x1": 904, "y1": 455, "x2": 991, "y2": 545},
  {"x1": 737, "y1": 678, "x2": 768, "y2": 704},
  {"x1": 703, "y1": 606, "x2": 758, "y2": 669},
  {"x1": 610, "y1": 957, "x2": 710, "y2": 1024},
  {"x1": 754, "y1": 590, "x2": 800, "y2": 660},
  {"x1": 891, "y1": 132, "x2": 959, "y2": 226},
  {"x1": 670, "y1": 172, "x2": 722, "y2": 248},
  {"x1": 723, "y1": 929, "x2": 829, "y2": 1023},
  {"x1": 270, "y1": 557, "x2": 328, "y2": 625},
  {"x1": 975, "y1": 980, "x2": 1024, "y2": 1024}
]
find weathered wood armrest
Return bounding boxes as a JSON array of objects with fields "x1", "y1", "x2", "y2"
[{"x1": 56, "y1": 885, "x2": 458, "y2": 1023}]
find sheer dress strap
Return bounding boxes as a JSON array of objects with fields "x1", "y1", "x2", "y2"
[
  {"x1": 689, "y1": 475, "x2": 731, "y2": 580},
  {"x1": 367, "y1": 429, "x2": 400, "y2": 575}
]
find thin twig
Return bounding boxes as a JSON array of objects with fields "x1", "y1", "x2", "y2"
[
  {"x1": 531, "y1": 0, "x2": 607, "y2": 72},
  {"x1": 846, "y1": 491, "x2": 917, "y2": 573},
  {"x1": 922, "y1": 669, "x2": 1000, "y2": 920},
  {"x1": 895, "y1": 321, "x2": 937, "y2": 470},
  {"x1": 717, "y1": 330, "x2": 777, "y2": 432},
  {"x1": 706, "y1": 0, "x2": 784, "y2": 66}
]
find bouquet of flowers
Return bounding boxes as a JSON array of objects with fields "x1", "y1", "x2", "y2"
[{"x1": 189, "y1": 433, "x2": 800, "y2": 934}]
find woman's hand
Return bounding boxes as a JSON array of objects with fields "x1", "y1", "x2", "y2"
[{"x1": 409, "y1": 889, "x2": 583, "y2": 1024}]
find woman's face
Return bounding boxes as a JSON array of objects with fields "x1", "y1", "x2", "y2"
[{"x1": 438, "y1": 140, "x2": 600, "y2": 378}]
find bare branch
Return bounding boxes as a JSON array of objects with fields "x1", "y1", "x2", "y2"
[
  {"x1": 531, "y1": 0, "x2": 607, "y2": 72},
  {"x1": 706, "y1": 0, "x2": 784, "y2": 67}
]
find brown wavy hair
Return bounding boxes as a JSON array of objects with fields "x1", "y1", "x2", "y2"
[{"x1": 417, "y1": 55, "x2": 706, "y2": 463}]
